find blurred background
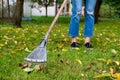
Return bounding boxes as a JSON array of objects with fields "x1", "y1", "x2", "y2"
[{"x1": 0, "y1": 0, "x2": 120, "y2": 27}]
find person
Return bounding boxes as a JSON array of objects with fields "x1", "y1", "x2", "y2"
[{"x1": 68, "y1": 0, "x2": 97, "y2": 49}]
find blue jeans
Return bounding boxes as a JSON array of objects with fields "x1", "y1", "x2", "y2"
[{"x1": 68, "y1": 0, "x2": 97, "y2": 37}]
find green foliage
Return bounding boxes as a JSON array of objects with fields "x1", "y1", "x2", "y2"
[
  {"x1": 100, "y1": 4, "x2": 115, "y2": 18},
  {"x1": 103, "y1": 0, "x2": 120, "y2": 18},
  {"x1": 0, "y1": 17, "x2": 120, "y2": 80}
]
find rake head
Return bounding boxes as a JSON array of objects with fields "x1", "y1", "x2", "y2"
[{"x1": 25, "y1": 39, "x2": 47, "y2": 63}]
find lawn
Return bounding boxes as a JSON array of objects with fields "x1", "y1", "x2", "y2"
[{"x1": 0, "y1": 17, "x2": 120, "y2": 80}]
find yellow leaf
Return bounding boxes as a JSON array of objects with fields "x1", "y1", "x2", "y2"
[
  {"x1": 63, "y1": 38, "x2": 67, "y2": 42},
  {"x1": 25, "y1": 47, "x2": 31, "y2": 52},
  {"x1": 0, "y1": 44, "x2": 4, "y2": 47},
  {"x1": 14, "y1": 41, "x2": 17, "y2": 44},
  {"x1": 96, "y1": 74, "x2": 104, "y2": 78},
  {"x1": 100, "y1": 33, "x2": 103, "y2": 36},
  {"x1": 111, "y1": 49, "x2": 117, "y2": 54},
  {"x1": 75, "y1": 48, "x2": 80, "y2": 50},
  {"x1": 62, "y1": 48, "x2": 67, "y2": 52},
  {"x1": 96, "y1": 73, "x2": 111, "y2": 78},
  {"x1": 113, "y1": 61, "x2": 120, "y2": 66},
  {"x1": 61, "y1": 34, "x2": 65, "y2": 37},
  {"x1": 58, "y1": 45, "x2": 63, "y2": 49},
  {"x1": 57, "y1": 30, "x2": 61, "y2": 32},
  {"x1": 5, "y1": 41, "x2": 8, "y2": 45},
  {"x1": 11, "y1": 50, "x2": 17, "y2": 54},
  {"x1": 34, "y1": 30, "x2": 38, "y2": 33},
  {"x1": 81, "y1": 73, "x2": 85, "y2": 77},
  {"x1": 97, "y1": 58, "x2": 106, "y2": 63},
  {"x1": 83, "y1": 50, "x2": 87, "y2": 53},
  {"x1": 107, "y1": 59, "x2": 112, "y2": 65},
  {"x1": 103, "y1": 42, "x2": 108, "y2": 46},
  {"x1": 106, "y1": 38, "x2": 110, "y2": 41},
  {"x1": 76, "y1": 59, "x2": 82, "y2": 65},
  {"x1": 110, "y1": 67, "x2": 114, "y2": 75},
  {"x1": 112, "y1": 73, "x2": 120, "y2": 80},
  {"x1": 3, "y1": 35, "x2": 8, "y2": 39}
]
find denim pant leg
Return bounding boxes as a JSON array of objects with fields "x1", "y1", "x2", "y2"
[
  {"x1": 68, "y1": 0, "x2": 82, "y2": 37},
  {"x1": 84, "y1": 0, "x2": 97, "y2": 37}
]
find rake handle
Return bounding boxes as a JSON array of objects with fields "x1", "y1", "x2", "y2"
[{"x1": 45, "y1": 0, "x2": 67, "y2": 39}]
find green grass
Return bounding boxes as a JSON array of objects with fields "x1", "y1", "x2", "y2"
[{"x1": 0, "y1": 16, "x2": 120, "y2": 80}]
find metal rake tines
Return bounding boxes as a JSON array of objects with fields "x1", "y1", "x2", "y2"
[
  {"x1": 25, "y1": 46, "x2": 47, "y2": 62},
  {"x1": 25, "y1": 40, "x2": 47, "y2": 63}
]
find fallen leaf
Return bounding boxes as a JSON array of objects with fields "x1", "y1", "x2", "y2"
[
  {"x1": 112, "y1": 73, "x2": 120, "y2": 80},
  {"x1": 113, "y1": 61, "x2": 120, "y2": 66},
  {"x1": 66, "y1": 60, "x2": 70, "y2": 65},
  {"x1": 86, "y1": 66, "x2": 92, "y2": 71},
  {"x1": 81, "y1": 73, "x2": 85, "y2": 77},
  {"x1": 97, "y1": 58, "x2": 106, "y2": 63},
  {"x1": 58, "y1": 45, "x2": 63, "y2": 49},
  {"x1": 110, "y1": 67, "x2": 114, "y2": 74},
  {"x1": 75, "y1": 48, "x2": 80, "y2": 50},
  {"x1": 34, "y1": 65, "x2": 44, "y2": 70},
  {"x1": 14, "y1": 40, "x2": 17, "y2": 44},
  {"x1": 62, "y1": 48, "x2": 67, "y2": 51},
  {"x1": 23, "y1": 68, "x2": 34, "y2": 72},
  {"x1": 0, "y1": 44, "x2": 4, "y2": 47},
  {"x1": 25, "y1": 47, "x2": 31, "y2": 52},
  {"x1": 60, "y1": 59, "x2": 64, "y2": 64},
  {"x1": 96, "y1": 73, "x2": 111, "y2": 78},
  {"x1": 107, "y1": 59, "x2": 112, "y2": 65},
  {"x1": 111, "y1": 49, "x2": 117, "y2": 54},
  {"x1": 76, "y1": 59, "x2": 82, "y2": 65}
]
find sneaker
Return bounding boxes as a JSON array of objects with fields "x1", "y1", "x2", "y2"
[
  {"x1": 70, "y1": 42, "x2": 79, "y2": 48},
  {"x1": 84, "y1": 42, "x2": 93, "y2": 49}
]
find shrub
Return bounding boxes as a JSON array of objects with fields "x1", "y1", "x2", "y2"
[{"x1": 99, "y1": 4, "x2": 115, "y2": 18}]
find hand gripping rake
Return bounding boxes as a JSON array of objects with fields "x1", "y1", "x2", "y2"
[{"x1": 25, "y1": 0, "x2": 67, "y2": 63}]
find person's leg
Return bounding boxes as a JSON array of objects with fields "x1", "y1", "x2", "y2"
[
  {"x1": 68, "y1": 0, "x2": 82, "y2": 46},
  {"x1": 84, "y1": 0, "x2": 97, "y2": 48}
]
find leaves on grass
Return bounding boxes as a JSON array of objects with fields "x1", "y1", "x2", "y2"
[
  {"x1": 95, "y1": 59, "x2": 120, "y2": 79},
  {"x1": 95, "y1": 72, "x2": 111, "y2": 78},
  {"x1": 97, "y1": 58, "x2": 120, "y2": 66},
  {"x1": 18, "y1": 62, "x2": 46, "y2": 73},
  {"x1": 58, "y1": 44, "x2": 67, "y2": 51},
  {"x1": 1, "y1": 19, "x2": 120, "y2": 79}
]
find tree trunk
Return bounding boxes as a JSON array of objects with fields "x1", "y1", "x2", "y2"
[
  {"x1": 7, "y1": 0, "x2": 10, "y2": 18},
  {"x1": 45, "y1": 5, "x2": 48, "y2": 17},
  {"x1": 14, "y1": 0, "x2": 24, "y2": 27},
  {"x1": 94, "y1": 0, "x2": 102, "y2": 24},
  {"x1": 2, "y1": 0, "x2": 4, "y2": 18},
  {"x1": 55, "y1": 0, "x2": 58, "y2": 16}
]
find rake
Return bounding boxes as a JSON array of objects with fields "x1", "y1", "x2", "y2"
[{"x1": 25, "y1": 0, "x2": 67, "y2": 63}]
